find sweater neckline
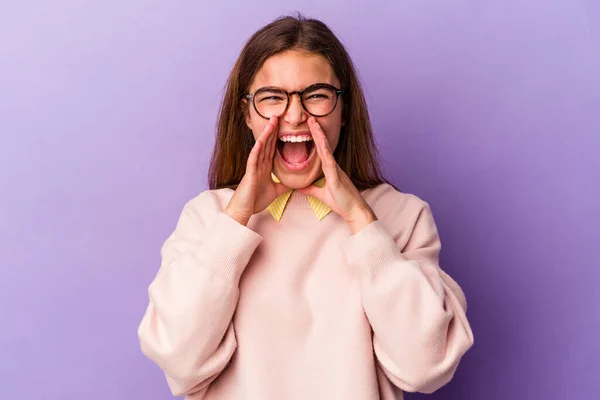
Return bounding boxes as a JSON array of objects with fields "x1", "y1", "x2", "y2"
[{"x1": 285, "y1": 190, "x2": 313, "y2": 210}]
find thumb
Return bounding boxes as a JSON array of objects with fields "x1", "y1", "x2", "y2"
[
  {"x1": 274, "y1": 182, "x2": 291, "y2": 197},
  {"x1": 297, "y1": 184, "x2": 325, "y2": 201}
]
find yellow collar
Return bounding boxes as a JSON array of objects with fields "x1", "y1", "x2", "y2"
[{"x1": 267, "y1": 173, "x2": 332, "y2": 222}]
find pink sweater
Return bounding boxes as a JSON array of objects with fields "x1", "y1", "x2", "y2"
[{"x1": 138, "y1": 183, "x2": 474, "y2": 399}]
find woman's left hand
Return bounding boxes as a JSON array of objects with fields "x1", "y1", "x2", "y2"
[{"x1": 297, "y1": 117, "x2": 378, "y2": 234}]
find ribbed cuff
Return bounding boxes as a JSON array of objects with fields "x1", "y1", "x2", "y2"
[
  {"x1": 340, "y1": 221, "x2": 404, "y2": 281},
  {"x1": 200, "y1": 212, "x2": 263, "y2": 286}
]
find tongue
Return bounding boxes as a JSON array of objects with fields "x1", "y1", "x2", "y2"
[{"x1": 281, "y1": 142, "x2": 308, "y2": 164}]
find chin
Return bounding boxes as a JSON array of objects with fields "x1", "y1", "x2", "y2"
[{"x1": 282, "y1": 177, "x2": 316, "y2": 190}]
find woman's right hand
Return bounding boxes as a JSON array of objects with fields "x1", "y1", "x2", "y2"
[{"x1": 224, "y1": 116, "x2": 288, "y2": 226}]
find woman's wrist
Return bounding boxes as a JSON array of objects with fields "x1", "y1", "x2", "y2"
[
  {"x1": 224, "y1": 206, "x2": 250, "y2": 226},
  {"x1": 347, "y1": 206, "x2": 377, "y2": 235}
]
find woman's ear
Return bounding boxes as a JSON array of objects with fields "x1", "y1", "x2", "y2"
[{"x1": 242, "y1": 99, "x2": 252, "y2": 130}]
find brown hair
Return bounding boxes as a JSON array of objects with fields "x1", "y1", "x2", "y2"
[{"x1": 208, "y1": 13, "x2": 390, "y2": 191}]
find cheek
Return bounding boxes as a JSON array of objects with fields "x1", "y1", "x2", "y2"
[
  {"x1": 249, "y1": 115, "x2": 268, "y2": 140},
  {"x1": 328, "y1": 129, "x2": 341, "y2": 151}
]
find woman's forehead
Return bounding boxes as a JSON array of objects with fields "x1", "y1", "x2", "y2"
[{"x1": 250, "y1": 51, "x2": 340, "y2": 91}]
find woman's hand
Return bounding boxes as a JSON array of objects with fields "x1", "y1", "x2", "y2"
[
  {"x1": 224, "y1": 116, "x2": 289, "y2": 226},
  {"x1": 297, "y1": 117, "x2": 378, "y2": 234}
]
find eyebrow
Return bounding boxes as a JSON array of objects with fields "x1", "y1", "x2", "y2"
[
  {"x1": 256, "y1": 87, "x2": 286, "y2": 93},
  {"x1": 253, "y1": 83, "x2": 337, "y2": 93}
]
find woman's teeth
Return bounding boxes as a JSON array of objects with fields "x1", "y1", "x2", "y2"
[{"x1": 278, "y1": 136, "x2": 313, "y2": 143}]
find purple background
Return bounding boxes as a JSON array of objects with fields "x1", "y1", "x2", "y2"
[{"x1": 1, "y1": 1, "x2": 598, "y2": 399}]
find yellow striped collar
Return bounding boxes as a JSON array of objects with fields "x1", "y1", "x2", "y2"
[{"x1": 267, "y1": 173, "x2": 332, "y2": 222}]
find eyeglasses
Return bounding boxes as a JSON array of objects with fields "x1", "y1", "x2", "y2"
[{"x1": 245, "y1": 83, "x2": 344, "y2": 120}]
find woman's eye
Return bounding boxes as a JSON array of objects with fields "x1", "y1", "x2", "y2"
[
  {"x1": 260, "y1": 96, "x2": 284, "y2": 102},
  {"x1": 306, "y1": 94, "x2": 329, "y2": 100}
]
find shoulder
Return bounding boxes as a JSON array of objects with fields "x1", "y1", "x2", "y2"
[
  {"x1": 361, "y1": 183, "x2": 437, "y2": 244},
  {"x1": 362, "y1": 183, "x2": 430, "y2": 221},
  {"x1": 183, "y1": 188, "x2": 234, "y2": 217},
  {"x1": 159, "y1": 188, "x2": 235, "y2": 249},
  {"x1": 173, "y1": 188, "x2": 234, "y2": 233}
]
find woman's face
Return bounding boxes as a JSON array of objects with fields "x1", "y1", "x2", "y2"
[{"x1": 245, "y1": 50, "x2": 344, "y2": 190}]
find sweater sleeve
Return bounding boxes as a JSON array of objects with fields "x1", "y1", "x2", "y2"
[
  {"x1": 137, "y1": 194, "x2": 263, "y2": 396},
  {"x1": 340, "y1": 202, "x2": 474, "y2": 394}
]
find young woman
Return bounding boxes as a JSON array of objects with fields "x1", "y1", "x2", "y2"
[{"x1": 138, "y1": 14, "x2": 474, "y2": 400}]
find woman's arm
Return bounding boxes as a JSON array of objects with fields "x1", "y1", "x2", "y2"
[
  {"x1": 138, "y1": 192, "x2": 262, "y2": 396},
  {"x1": 340, "y1": 202, "x2": 474, "y2": 394}
]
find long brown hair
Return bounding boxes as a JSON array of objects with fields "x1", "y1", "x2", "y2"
[{"x1": 208, "y1": 14, "x2": 390, "y2": 191}]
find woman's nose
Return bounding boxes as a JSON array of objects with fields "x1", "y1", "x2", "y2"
[{"x1": 282, "y1": 94, "x2": 308, "y2": 126}]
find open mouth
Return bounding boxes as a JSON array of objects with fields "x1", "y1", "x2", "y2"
[{"x1": 276, "y1": 136, "x2": 317, "y2": 170}]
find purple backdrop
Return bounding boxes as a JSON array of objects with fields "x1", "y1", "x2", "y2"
[{"x1": 1, "y1": 1, "x2": 598, "y2": 399}]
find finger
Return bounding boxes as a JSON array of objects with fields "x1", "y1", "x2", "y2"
[
  {"x1": 261, "y1": 117, "x2": 277, "y2": 161},
  {"x1": 247, "y1": 139, "x2": 263, "y2": 175},
  {"x1": 308, "y1": 117, "x2": 339, "y2": 182},
  {"x1": 308, "y1": 117, "x2": 336, "y2": 163},
  {"x1": 258, "y1": 117, "x2": 278, "y2": 164},
  {"x1": 266, "y1": 117, "x2": 279, "y2": 161},
  {"x1": 274, "y1": 182, "x2": 290, "y2": 197}
]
